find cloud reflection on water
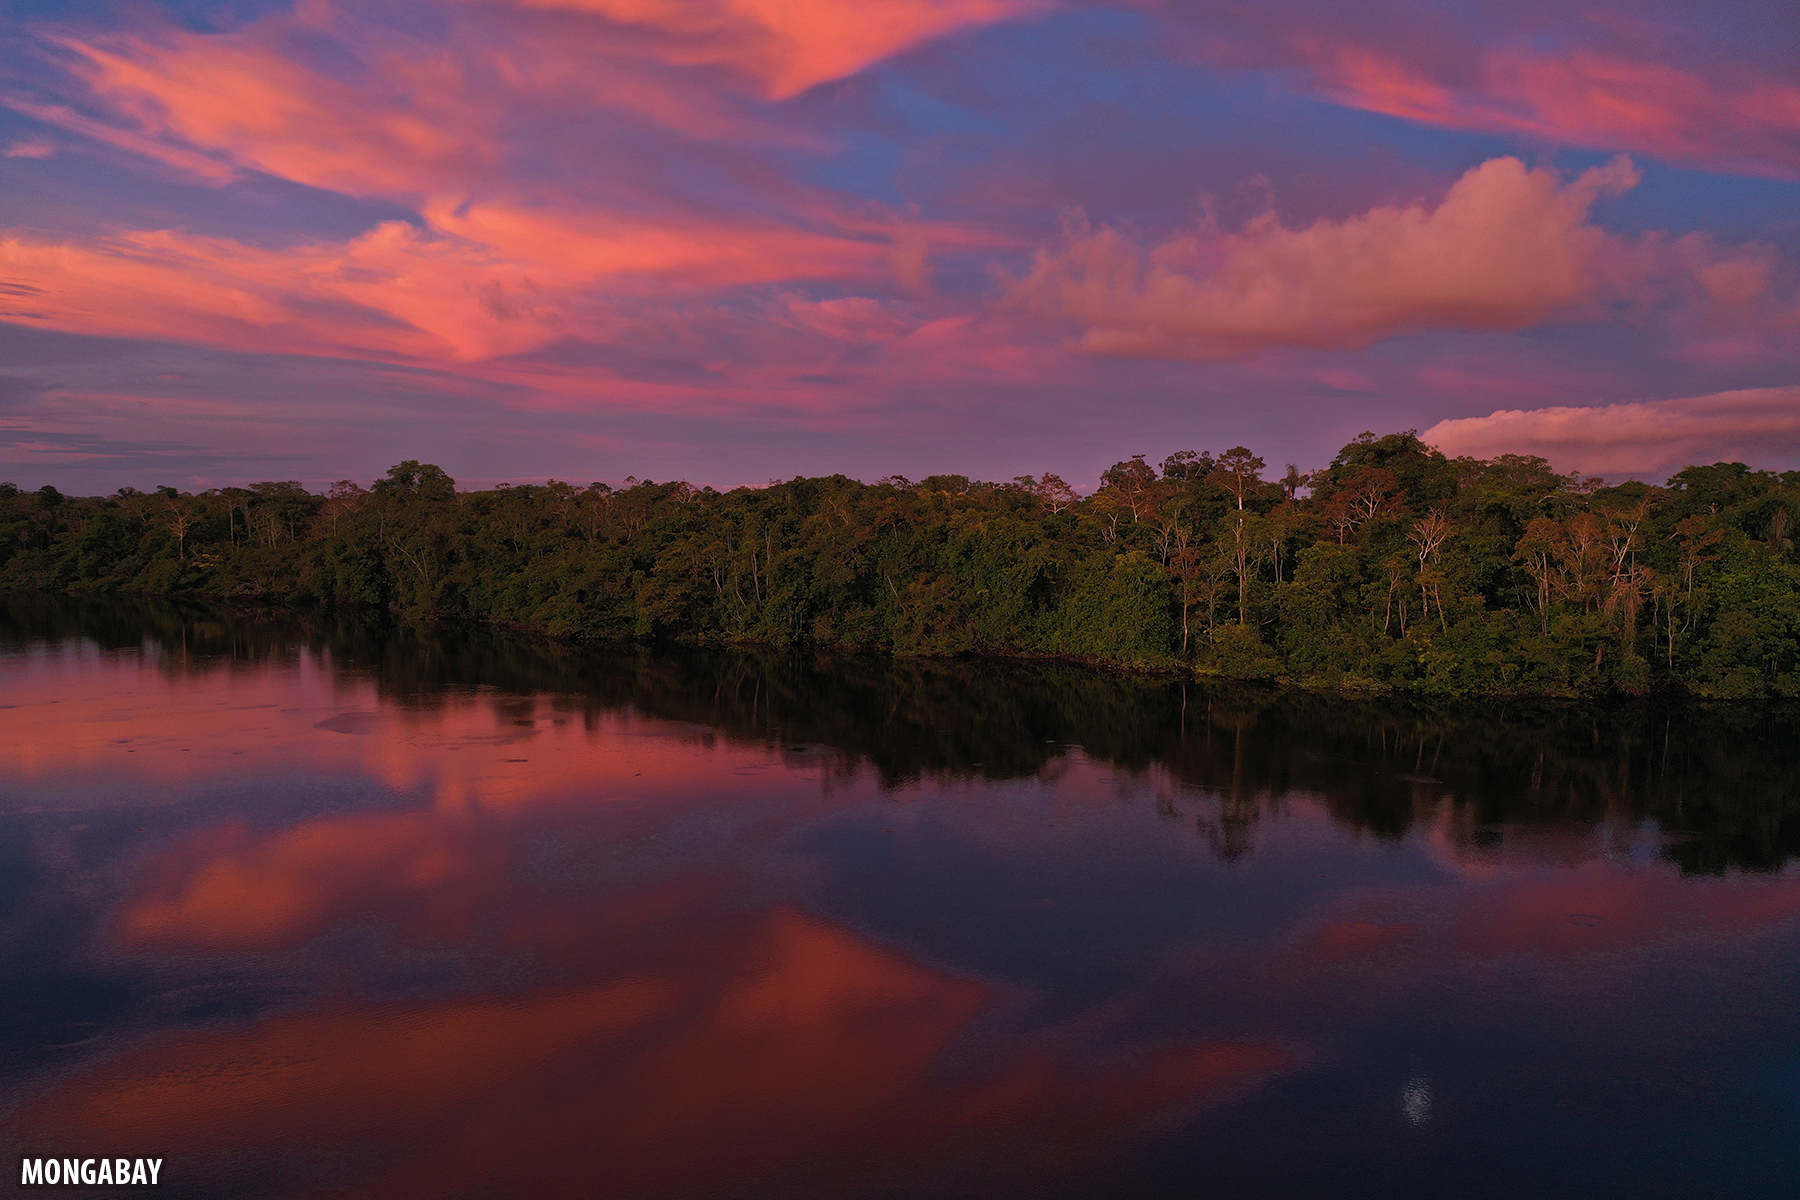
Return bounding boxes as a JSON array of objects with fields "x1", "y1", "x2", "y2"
[
  {"x1": 19, "y1": 902, "x2": 1290, "y2": 1199},
  {"x1": 3, "y1": 605, "x2": 1800, "y2": 1197}
]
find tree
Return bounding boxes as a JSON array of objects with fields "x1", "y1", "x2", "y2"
[
  {"x1": 1098, "y1": 455, "x2": 1158, "y2": 521},
  {"x1": 322, "y1": 480, "x2": 367, "y2": 535},
  {"x1": 1674, "y1": 515, "x2": 1725, "y2": 595},
  {"x1": 161, "y1": 493, "x2": 197, "y2": 560},
  {"x1": 1030, "y1": 472, "x2": 1079, "y2": 514},
  {"x1": 114, "y1": 487, "x2": 154, "y2": 528},
  {"x1": 1768, "y1": 506, "x2": 1795, "y2": 554},
  {"x1": 1171, "y1": 536, "x2": 1230, "y2": 652},
  {"x1": 373, "y1": 461, "x2": 457, "y2": 502},
  {"x1": 1143, "y1": 494, "x2": 1188, "y2": 566},
  {"x1": 1552, "y1": 513, "x2": 1611, "y2": 611},
  {"x1": 574, "y1": 483, "x2": 616, "y2": 542},
  {"x1": 1381, "y1": 555, "x2": 1411, "y2": 636},
  {"x1": 213, "y1": 487, "x2": 254, "y2": 547},
  {"x1": 1321, "y1": 467, "x2": 1403, "y2": 543},
  {"x1": 1604, "y1": 563, "x2": 1653, "y2": 653},
  {"x1": 1514, "y1": 519, "x2": 1560, "y2": 634},
  {"x1": 1161, "y1": 450, "x2": 1215, "y2": 481},
  {"x1": 1208, "y1": 447, "x2": 1265, "y2": 511},
  {"x1": 1407, "y1": 509, "x2": 1452, "y2": 625},
  {"x1": 1325, "y1": 430, "x2": 1456, "y2": 508},
  {"x1": 1263, "y1": 501, "x2": 1306, "y2": 584},
  {"x1": 1221, "y1": 510, "x2": 1269, "y2": 625},
  {"x1": 248, "y1": 481, "x2": 316, "y2": 545}
]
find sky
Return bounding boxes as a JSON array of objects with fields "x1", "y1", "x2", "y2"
[{"x1": 0, "y1": 0, "x2": 1797, "y2": 492}]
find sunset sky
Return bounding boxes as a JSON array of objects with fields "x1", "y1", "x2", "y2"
[{"x1": 1, "y1": 0, "x2": 1797, "y2": 491}]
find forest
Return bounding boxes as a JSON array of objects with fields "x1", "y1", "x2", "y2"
[{"x1": 5, "y1": 431, "x2": 1800, "y2": 697}]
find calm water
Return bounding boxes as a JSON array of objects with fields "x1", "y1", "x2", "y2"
[{"x1": 1, "y1": 598, "x2": 1798, "y2": 1199}]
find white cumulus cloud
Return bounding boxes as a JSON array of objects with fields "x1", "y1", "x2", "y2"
[{"x1": 1423, "y1": 385, "x2": 1800, "y2": 477}]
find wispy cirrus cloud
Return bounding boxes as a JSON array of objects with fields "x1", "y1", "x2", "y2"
[
  {"x1": 2, "y1": 136, "x2": 55, "y2": 159},
  {"x1": 1312, "y1": 48, "x2": 1800, "y2": 180},
  {"x1": 0, "y1": 0, "x2": 1028, "y2": 364},
  {"x1": 486, "y1": 0, "x2": 1046, "y2": 100},
  {"x1": 1162, "y1": 0, "x2": 1800, "y2": 179}
]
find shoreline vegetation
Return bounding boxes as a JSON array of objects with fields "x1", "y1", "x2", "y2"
[{"x1": 6, "y1": 431, "x2": 1800, "y2": 698}]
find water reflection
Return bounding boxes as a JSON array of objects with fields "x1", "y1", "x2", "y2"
[
  {"x1": 5, "y1": 593, "x2": 1798, "y2": 874},
  {"x1": 2, "y1": 596, "x2": 1799, "y2": 1199},
  {"x1": 17, "y1": 902, "x2": 1290, "y2": 1199}
]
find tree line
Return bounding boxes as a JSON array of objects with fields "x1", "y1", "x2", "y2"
[{"x1": 4, "y1": 431, "x2": 1800, "y2": 696}]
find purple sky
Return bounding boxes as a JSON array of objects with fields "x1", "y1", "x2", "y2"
[{"x1": 2, "y1": 0, "x2": 1798, "y2": 491}]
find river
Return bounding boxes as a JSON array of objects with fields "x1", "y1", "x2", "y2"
[{"x1": 1, "y1": 596, "x2": 1797, "y2": 1198}]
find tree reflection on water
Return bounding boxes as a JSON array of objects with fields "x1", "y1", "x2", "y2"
[
  {"x1": 7, "y1": 592, "x2": 1794, "y2": 874},
  {"x1": 2, "y1": 595, "x2": 1798, "y2": 1200}
]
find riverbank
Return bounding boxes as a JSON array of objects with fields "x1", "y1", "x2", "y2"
[{"x1": 1, "y1": 587, "x2": 1721, "y2": 703}]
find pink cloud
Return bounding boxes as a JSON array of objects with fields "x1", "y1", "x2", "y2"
[
  {"x1": 33, "y1": 0, "x2": 1038, "y2": 201},
  {"x1": 1165, "y1": 2, "x2": 1800, "y2": 179},
  {"x1": 497, "y1": 0, "x2": 1044, "y2": 99},
  {"x1": 37, "y1": 7, "x2": 623, "y2": 200},
  {"x1": 0, "y1": 207, "x2": 912, "y2": 364},
  {"x1": 1312, "y1": 46, "x2": 1800, "y2": 179},
  {"x1": 1009, "y1": 156, "x2": 1641, "y2": 361},
  {"x1": 1422, "y1": 385, "x2": 1800, "y2": 476},
  {"x1": 778, "y1": 294, "x2": 919, "y2": 342},
  {"x1": 0, "y1": 97, "x2": 236, "y2": 181},
  {"x1": 1, "y1": 224, "x2": 569, "y2": 361},
  {"x1": 0, "y1": 1, "x2": 1030, "y2": 369},
  {"x1": 2, "y1": 135, "x2": 55, "y2": 159},
  {"x1": 421, "y1": 197, "x2": 894, "y2": 291}
]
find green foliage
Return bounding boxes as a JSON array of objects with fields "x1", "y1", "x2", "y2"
[
  {"x1": 1203, "y1": 623, "x2": 1282, "y2": 680},
  {"x1": 7, "y1": 443, "x2": 1800, "y2": 695},
  {"x1": 1042, "y1": 550, "x2": 1176, "y2": 666}
]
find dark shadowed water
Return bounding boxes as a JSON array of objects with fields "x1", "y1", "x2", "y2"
[{"x1": 1, "y1": 596, "x2": 1798, "y2": 1199}]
